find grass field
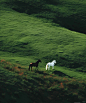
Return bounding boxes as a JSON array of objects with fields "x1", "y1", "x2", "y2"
[
  {"x1": 0, "y1": 0, "x2": 86, "y2": 103},
  {"x1": 0, "y1": 59, "x2": 86, "y2": 103}
]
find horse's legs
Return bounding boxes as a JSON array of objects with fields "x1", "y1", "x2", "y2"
[
  {"x1": 29, "y1": 65, "x2": 33, "y2": 71},
  {"x1": 29, "y1": 65, "x2": 30, "y2": 71},
  {"x1": 46, "y1": 64, "x2": 48, "y2": 70},
  {"x1": 52, "y1": 66, "x2": 54, "y2": 69},
  {"x1": 48, "y1": 65, "x2": 50, "y2": 70},
  {"x1": 46, "y1": 64, "x2": 51, "y2": 70}
]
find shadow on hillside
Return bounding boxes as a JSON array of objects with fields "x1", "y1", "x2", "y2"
[
  {"x1": 5, "y1": 0, "x2": 86, "y2": 34},
  {"x1": 0, "y1": 81, "x2": 31, "y2": 103},
  {"x1": 53, "y1": 70, "x2": 73, "y2": 78},
  {"x1": 53, "y1": 13, "x2": 86, "y2": 34},
  {"x1": 35, "y1": 70, "x2": 48, "y2": 75},
  {"x1": 10, "y1": 1, "x2": 46, "y2": 14}
]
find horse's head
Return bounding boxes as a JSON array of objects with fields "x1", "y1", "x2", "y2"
[
  {"x1": 53, "y1": 60, "x2": 56, "y2": 64},
  {"x1": 38, "y1": 59, "x2": 41, "y2": 62}
]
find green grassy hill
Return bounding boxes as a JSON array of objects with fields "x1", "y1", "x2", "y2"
[
  {"x1": 3, "y1": 0, "x2": 86, "y2": 34},
  {"x1": 0, "y1": 59, "x2": 86, "y2": 103},
  {"x1": 0, "y1": 1, "x2": 86, "y2": 70},
  {"x1": 0, "y1": 0, "x2": 86, "y2": 102}
]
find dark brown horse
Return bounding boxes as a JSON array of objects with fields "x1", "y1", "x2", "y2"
[{"x1": 28, "y1": 59, "x2": 41, "y2": 71}]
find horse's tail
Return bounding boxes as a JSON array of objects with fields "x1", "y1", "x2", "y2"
[
  {"x1": 46, "y1": 64, "x2": 48, "y2": 70},
  {"x1": 28, "y1": 65, "x2": 30, "y2": 71}
]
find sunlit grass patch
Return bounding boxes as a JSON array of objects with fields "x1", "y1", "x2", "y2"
[{"x1": 1, "y1": 8, "x2": 86, "y2": 69}]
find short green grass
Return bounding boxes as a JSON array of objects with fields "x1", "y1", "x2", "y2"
[
  {"x1": 0, "y1": 0, "x2": 86, "y2": 102},
  {"x1": 0, "y1": 8, "x2": 86, "y2": 69}
]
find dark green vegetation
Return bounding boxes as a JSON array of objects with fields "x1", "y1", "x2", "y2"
[
  {"x1": 0, "y1": 0, "x2": 86, "y2": 102},
  {"x1": 3, "y1": 0, "x2": 86, "y2": 34},
  {"x1": 0, "y1": 59, "x2": 86, "y2": 103}
]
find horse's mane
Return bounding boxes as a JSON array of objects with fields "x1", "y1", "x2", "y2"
[
  {"x1": 52, "y1": 60, "x2": 56, "y2": 62},
  {"x1": 36, "y1": 59, "x2": 41, "y2": 63}
]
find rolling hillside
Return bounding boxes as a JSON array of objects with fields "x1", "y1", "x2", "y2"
[
  {"x1": 0, "y1": 59, "x2": 86, "y2": 103},
  {"x1": 3, "y1": 0, "x2": 86, "y2": 34},
  {"x1": 0, "y1": 0, "x2": 86, "y2": 102},
  {"x1": 0, "y1": 0, "x2": 86, "y2": 70}
]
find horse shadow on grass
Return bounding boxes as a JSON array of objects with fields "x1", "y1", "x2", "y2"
[
  {"x1": 35, "y1": 70, "x2": 73, "y2": 78},
  {"x1": 53, "y1": 70, "x2": 73, "y2": 78},
  {"x1": 35, "y1": 71, "x2": 48, "y2": 75}
]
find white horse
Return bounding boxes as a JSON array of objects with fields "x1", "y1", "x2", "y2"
[{"x1": 46, "y1": 60, "x2": 56, "y2": 70}]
